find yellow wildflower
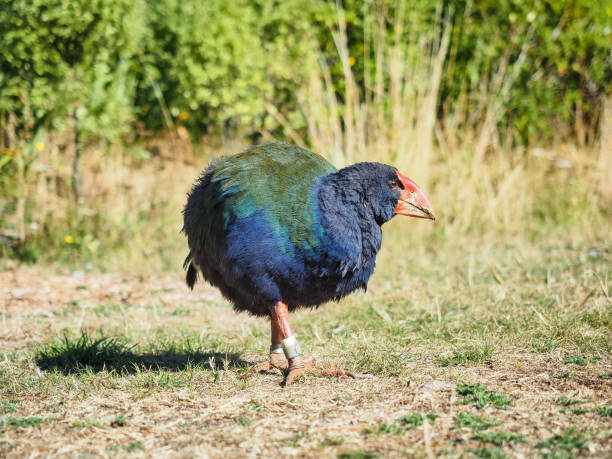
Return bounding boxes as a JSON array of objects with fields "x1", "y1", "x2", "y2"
[
  {"x1": 64, "y1": 235, "x2": 74, "y2": 244},
  {"x1": 348, "y1": 56, "x2": 355, "y2": 66},
  {"x1": 36, "y1": 142, "x2": 44, "y2": 151}
]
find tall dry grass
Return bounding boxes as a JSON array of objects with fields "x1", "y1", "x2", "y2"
[{"x1": 267, "y1": 0, "x2": 609, "y2": 239}]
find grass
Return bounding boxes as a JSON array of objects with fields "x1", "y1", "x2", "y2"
[
  {"x1": 123, "y1": 442, "x2": 145, "y2": 452},
  {"x1": 455, "y1": 383, "x2": 513, "y2": 409},
  {"x1": 472, "y1": 431, "x2": 527, "y2": 446},
  {"x1": 35, "y1": 332, "x2": 135, "y2": 372},
  {"x1": 535, "y1": 427, "x2": 588, "y2": 457},
  {"x1": 562, "y1": 356, "x2": 587, "y2": 366},
  {"x1": 338, "y1": 451, "x2": 379, "y2": 459},
  {"x1": 455, "y1": 412, "x2": 502, "y2": 431},
  {"x1": 554, "y1": 396, "x2": 585, "y2": 407},
  {"x1": 234, "y1": 415, "x2": 252, "y2": 427},
  {"x1": 469, "y1": 447, "x2": 507, "y2": 458},
  {"x1": 368, "y1": 412, "x2": 438, "y2": 434},
  {"x1": 0, "y1": 399, "x2": 21, "y2": 415},
  {"x1": 0, "y1": 233, "x2": 610, "y2": 456},
  {"x1": 0, "y1": 417, "x2": 54, "y2": 434},
  {"x1": 560, "y1": 407, "x2": 588, "y2": 415},
  {"x1": 72, "y1": 419, "x2": 102, "y2": 429},
  {"x1": 436, "y1": 345, "x2": 493, "y2": 367},
  {"x1": 0, "y1": 5, "x2": 609, "y2": 458}
]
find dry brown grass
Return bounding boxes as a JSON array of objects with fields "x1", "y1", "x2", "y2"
[{"x1": 1, "y1": 232, "x2": 610, "y2": 457}]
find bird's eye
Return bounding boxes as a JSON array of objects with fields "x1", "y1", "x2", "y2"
[{"x1": 388, "y1": 180, "x2": 404, "y2": 191}]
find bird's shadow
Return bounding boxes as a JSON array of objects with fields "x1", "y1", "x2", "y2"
[{"x1": 35, "y1": 339, "x2": 252, "y2": 375}]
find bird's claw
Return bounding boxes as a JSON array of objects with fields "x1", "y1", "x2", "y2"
[
  {"x1": 243, "y1": 353, "x2": 288, "y2": 378},
  {"x1": 283, "y1": 355, "x2": 355, "y2": 386}
]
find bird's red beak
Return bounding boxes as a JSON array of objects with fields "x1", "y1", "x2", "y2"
[{"x1": 394, "y1": 171, "x2": 436, "y2": 220}]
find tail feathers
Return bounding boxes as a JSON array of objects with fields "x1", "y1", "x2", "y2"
[{"x1": 183, "y1": 252, "x2": 199, "y2": 290}]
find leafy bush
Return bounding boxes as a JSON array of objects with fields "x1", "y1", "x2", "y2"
[
  {"x1": 1, "y1": 0, "x2": 609, "y2": 143},
  {"x1": 0, "y1": 0, "x2": 145, "y2": 140}
]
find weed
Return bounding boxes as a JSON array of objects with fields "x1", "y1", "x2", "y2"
[
  {"x1": 535, "y1": 427, "x2": 588, "y2": 456},
  {"x1": 123, "y1": 442, "x2": 144, "y2": 452},
  {"x1": 0, "y1": 399, "x2": 21, "y2": 415},
  {"x1": 455, "y1": 412, "x2": 502, "y2": 431},
  {"x1": 110, "y1": 415, "x2": 128, "y2": 427},
  {"x1": 1, "y1": 417, "x2": 52, "y2": 430},
  {"x1": 560, "y1": 407, "x2": 588, "y2": 415},
  {"x1": 456, "y1": 384, "x2": 513, "y2": 409},
  {"x1": 282, "y1": 432, "x2": 311, "y2": 447},
  {"x1": 562, "y1": 356, "x2": 586, "y2": 366},
  {"x1": 596, "y1": 406, "x2": 612, "y2": 417},
  {"x1": 72, "y1": 419, "x2": 102, "y2": 428},
  {"x1": 472, "y1": 431, "x2": 527, "y2": 446},
  {"x1": 372, "y1": 412, "x2": 438, "y2": 435},
  {"x1": 469, "y1": 447, "x2": 507, "y2": 458},
  {"x1": 338, "y1": 451, "x2": 379, "y2": 459},
  {"x1": 555, "y1": 396, "x2": 585, "y2": 407},
  {"x1": 320, "y1": 437, "x2": 344, "y2": 447},
  {"x1": 554, "y1": 372, "x2": 572, "y2": 379},
  {"x1": 247, "y1": 398, "x2": 264, "y2": 412},
  {"x1": 234, "y1": 415, "x2": 251, "y2": 427},
  {"x1": 436, "y1": 345, "x2": 493, "y2": 366},
  {"x1": 530, "y1": 338, "x2": 558, "y2": 353}
]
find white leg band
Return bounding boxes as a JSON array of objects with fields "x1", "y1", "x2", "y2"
[
  {"x1": 270, "y1": 343, "x2": 284, "y2": 354},
  {"x1": 281, "y1": 335, "x2": 303, "y2": 359}
]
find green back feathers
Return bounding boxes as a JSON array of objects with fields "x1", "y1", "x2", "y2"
[{"x1": 209, "y1": 142, "x2": 337, "y2": 252}]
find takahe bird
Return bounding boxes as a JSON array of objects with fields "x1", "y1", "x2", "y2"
[{"x1": 183, "y1": 142, "x2": 435, "y2": 385}]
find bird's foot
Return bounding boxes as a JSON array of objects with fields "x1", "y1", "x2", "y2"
[
  {"x1": 283, "y1": 355, "x2": 356, "y2": 386},
  {"x1": 246, "y1": 353, "x2": 288, "y2": 375}
]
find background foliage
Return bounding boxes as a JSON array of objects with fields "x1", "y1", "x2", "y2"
[
  {"x1": 0, "y1": 0, "x2": 610, "y2": 267},
  {"x1": 1, "y1": 0, "x2": 610, "y2": 143}
]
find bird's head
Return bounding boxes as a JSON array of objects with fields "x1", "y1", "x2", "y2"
[{"x1": 331, "y1": 163, "x2": 436, "y2": 225}]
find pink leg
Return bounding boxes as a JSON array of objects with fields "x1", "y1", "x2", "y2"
[
  {"x1": 246, "y1": 306, "x2": 289, "y2": 374},
  {"x1": 268, "y1": 301, "x2": 355, "y2": 386}
]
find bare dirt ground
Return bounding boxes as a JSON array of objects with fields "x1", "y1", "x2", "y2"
[{"x1": 1, "y1": 267, "x2": 611, "y2": 458}]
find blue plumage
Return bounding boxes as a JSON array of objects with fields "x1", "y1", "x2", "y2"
[{"x1": 183, "y1": 142, "x2": 403, "y2": 316}]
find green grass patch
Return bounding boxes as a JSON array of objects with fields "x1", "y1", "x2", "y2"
[
  {"x1": 469, "y1": 447, "x2": 507, "y2": 458},
  {"x1": 36, "y1": 331, "x2": 134, "y2": 372},
  {"x1": 596, "y1": 406, "x2": 612, "y2": 417},
  {"x1": 110, "y1": 414, "x2": 129, "y2": 427},
  {"x1": 247, "y1": 398, "x2": 265, "y2": 412},
  {"x1": 454, "y1": 412, "x2": 502, "y2": 431},
  {"x1": 436, "y1": 345, "x2": 493, "y2": 366},
  {"x1": 234, "y1": 415, "x2": 252, "y2": 427},
  {"x1": 72, "y1": 418, "x2": 102, "y2": 428},
  {"x1": 320, "y1": 437, "x2": 344, "y2": 447},
  {"x1": 123, "y1": 442, "x2": 145, "y2": 452},
  {"x1": 535, "y1": 427, "x2": 588, "y2": 457},
  {"x1": 472, "y1": 431, "x2": 527, "y2": 446},
  {"x1": 456, "y1": 384, "x2": 513, "y2": 409},
  {"x1": 560, "y1": 407, "x2": 588, "y2": 415},
  {"x1": 0, "y1": 399, "x2": 21, "y2": 415},
  {"x1": 554, "y1": 396, "x2": 585, "y2": 407},
  {"x1": 338, "y1": 451, "x2": 379, "y2": 459},
  {"x1": 562, "y1": 356, "x2": 587, "y2": 366},
  {"x1": 1, "y1": 417, "x2": 52, "y2": 430},
  {"x1": 367, "y1": 412, "x2": 438, "y2": 435}
]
